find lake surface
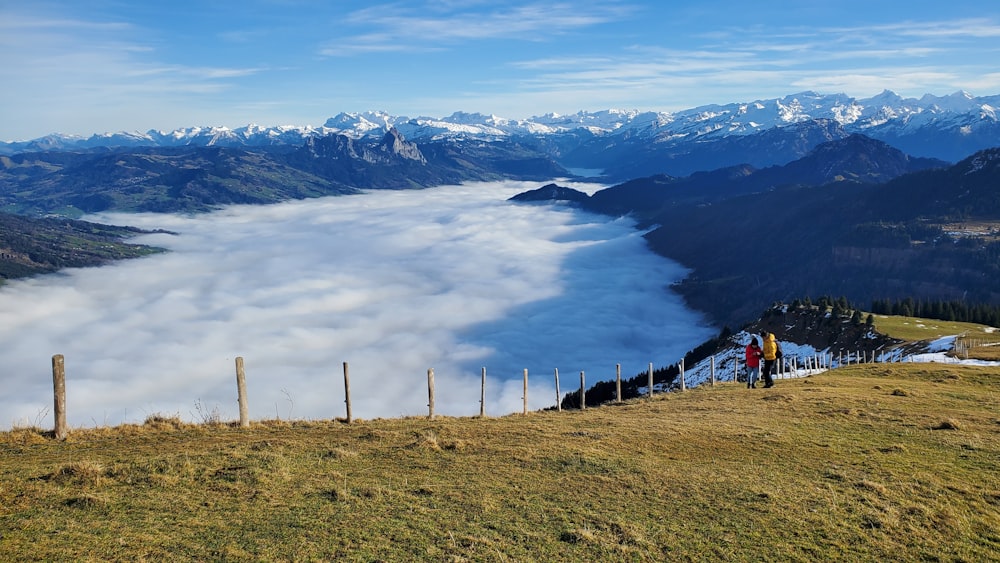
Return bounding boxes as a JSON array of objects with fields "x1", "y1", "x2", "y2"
[{"x1": 0, "y1": 181, "x2": 715, "y2": 428}]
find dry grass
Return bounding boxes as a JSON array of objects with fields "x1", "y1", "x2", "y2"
[
  {"x1": 1, "y1": 363, "x2": 998, "y2": 561},
  {"x1": 873, "y1": 314, "x2": 1000, "y2": 360},
  {"x1": 957, "y1": 340, "x2": 1000, "y2": 361},
  {"x1": 874, "y1": 314, "x2": 998, "y2": 343}
]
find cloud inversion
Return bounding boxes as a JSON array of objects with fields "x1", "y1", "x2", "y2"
[{"x1": 0, "y1": 181, "x2": 715, "y2": 428}]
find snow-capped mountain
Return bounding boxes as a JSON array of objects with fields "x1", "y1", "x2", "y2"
[{"x1": 3, "y1": 90, "x2": 999, "y2": 164}]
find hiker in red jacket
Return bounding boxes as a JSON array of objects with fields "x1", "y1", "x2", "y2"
[{"x1": 745, "y1": 337, "x2": 763, "y2": 388}]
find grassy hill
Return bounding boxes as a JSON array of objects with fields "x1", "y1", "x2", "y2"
[{"x1": 2, "y1": 363, "x2": 998, "y2": 561}]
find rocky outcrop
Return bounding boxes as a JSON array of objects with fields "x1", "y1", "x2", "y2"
[
  {"x1": 508, "y1": 183, "x2": 590, "y2": 204},
  {"x1": 378, "y1": 128, "x2": 426, "y2": 163}
]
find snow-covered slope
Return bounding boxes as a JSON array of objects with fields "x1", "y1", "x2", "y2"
[{"x1": 673, "y1": 329, "x2": 1000, "y2": 392}]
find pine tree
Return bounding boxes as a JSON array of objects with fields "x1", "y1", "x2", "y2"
[
  {"x1": 832, "y1": 301, "x2": 845, "y2": 317},
  {"x1": 851, "y1": 310, "x2": 863, "y2": 325}
]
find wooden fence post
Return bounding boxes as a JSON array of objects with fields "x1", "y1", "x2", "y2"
[
  {"x1": 579, "y1": 371, "x2": 586, "y2": 410},
  {"x1": 522, "y1": 369, "x2": 528, "y2": 415},
  {"x1": 710, "y1": 356, "x2": 716, "y2": 386},
  {"x1": 615, "y1": 364, "x2": 622, "y2": 403},
  {"x1": 734, "y1": 356, "x2": 739, "y2": 382},
  {"x1": 343, "y1": 362, "x2": 353, "y2": 424},
  {"x1": 554, "y1": 368, "x2": 561, "y2": 412},
  {"x1": 427, "y1": 368, "x2": 435, "y2": 419},
  {"x1": 680, "y1": 358, "x2": 686, "y2": 391},
  {"x1": 480, "y1": 367, "x2": 486, "y2": 418},
  {"x1": 52, "y1": 354, "x2": 67, "y2": 440},
  {"x1": 235, "y1": 356, "x2": 249, "y2": 428},
  {"x1": 647, "y1": 363, "x2": 654, "y2": 397}
]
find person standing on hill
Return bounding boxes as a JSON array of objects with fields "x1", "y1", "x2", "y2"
[
  {"x1": 760, "y1": 330, "x2": 778, "y2": 388},
  {"x1": 745, "y1": 337, "x2": 763, "y2": 388}
]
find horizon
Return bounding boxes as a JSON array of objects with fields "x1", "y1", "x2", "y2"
[
  {"x1": 3, "y1": 1, "x2": 1000, "y2": 141},
  {"x1": 5, "y1": 87, "x2": 997, "y2": 142}
]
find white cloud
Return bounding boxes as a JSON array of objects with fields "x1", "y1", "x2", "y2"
[
  {"x1": 321, "y1": 2, "x2": 632, "y2": 56},
  {"x1": 0, "y1": 182, "x2": 715, "y2": 429}
]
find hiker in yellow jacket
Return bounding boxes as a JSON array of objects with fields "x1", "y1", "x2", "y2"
[{"x1": 759, "y1": 330, "x2": 779, "y2": 388}]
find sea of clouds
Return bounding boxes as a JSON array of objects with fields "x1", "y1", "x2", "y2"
[{"x1": 0, "y1": 181, "x2": 716, "y2": 429}]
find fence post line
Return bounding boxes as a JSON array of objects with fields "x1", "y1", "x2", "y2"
[
  {"x1": 579, "y1": 371, "x2": 586, "y2": 410},
  {"x1": 52, "y1": 354, "x2": 67, "y2": 440},
  {"x1": 343, "y1": 362, "x2": 353, "y2": 424},
  {"x1": 680, "y1": 358, "x2": 686, "y2": 391},
  {"x1": 710, "y1": 356, "x2": 716, "y2": 386},
  {"x1": 647, "y1": 363, "x2": 654, "y2": 397},
  {"x1": 554, "y1": 368, "x2": 561, "y2": 412},
  {"x1": 522, "y1": 369, "x2": 528, "y2": 415},
  {"x1": 615, "y1": 364, "x2": 622, "y2": 403},
  {"x1": 235, "y1": 356, "x2": 249, "y2": 428},
  {"x1": 427, "y1": 368, "x2": 435, "y2": 419},
  {"x1": 479, "y1": 367, "x2": 486, "y2": 418}
]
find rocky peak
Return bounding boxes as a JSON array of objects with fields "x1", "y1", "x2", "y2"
[{"x1": 379, "y1": 128, "x2": 426, "y2": 163}]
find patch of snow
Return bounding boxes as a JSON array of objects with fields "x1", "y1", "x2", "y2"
[
  {"x1": 927, "y1": 335, "x2": 957, "y2": 353},
  {"x1": 906, "y1": 352, "x2": 1000, "y2": 366}
]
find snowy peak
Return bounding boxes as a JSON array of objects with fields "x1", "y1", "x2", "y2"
[
  {"x1": 3, "y1": 90, "x2": 1000, "y2": 161},
  {"x1": 323, "y1": 111, "x2": 401, "y2": 136},
  {"x1": 919, "y1": 90, "x2": 978, "y2": 112}
]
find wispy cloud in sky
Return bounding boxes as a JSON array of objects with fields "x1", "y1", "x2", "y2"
[
  {"x1": 0, "y1": 182, "x2": 714, "y2": 429},
  {"x1": 321, "y1": 2, "x2": 631, "y2": 55},
  {"x1": 1, "y1": 1, "x2": 999, "y2": 140}
]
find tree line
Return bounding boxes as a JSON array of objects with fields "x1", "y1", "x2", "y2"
[
  {"x1": 790, "y1": 295, "x2": 1000, "y2": 328},
  {"x1": 869, "y1": 297, "x2": 1000, "y2": 328}
]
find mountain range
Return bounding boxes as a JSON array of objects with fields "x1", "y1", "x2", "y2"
[
  {"x1": 2, "y1": 89, "x2": 999, "y2": 327},
  {"x1": 4, "y1": 90, "x2": 1000, "y2": 175}
]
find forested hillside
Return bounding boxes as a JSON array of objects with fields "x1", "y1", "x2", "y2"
[{"x1": 574, "y1": 141, "x2": 1000, "y2": 327}]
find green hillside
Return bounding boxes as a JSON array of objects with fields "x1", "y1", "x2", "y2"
[
  {"x1": 0, "y1": 211, "x2": 164, "y2": 281},
  {"x1": 2, "y1": 363, "x2": 998, "y2": 561}
]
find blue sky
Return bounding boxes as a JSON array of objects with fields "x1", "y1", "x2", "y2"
[{"x1": 2, "y1": 0, "x2": 999, "y2": 140}]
